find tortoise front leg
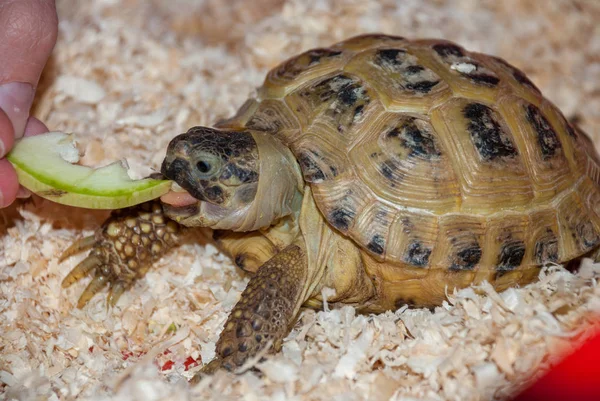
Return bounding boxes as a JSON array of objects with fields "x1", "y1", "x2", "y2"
[
  {"x1": 60, "y1": 201, "x2": 182, "y2": 308},
  {"x1": 195, "y1": 242, "x2": 308, "y2": 377}
]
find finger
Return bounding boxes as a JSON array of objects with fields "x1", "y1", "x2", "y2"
[
  {"x1": 0, "y1": 158, "x2": 19, "y2": 208},
  {"x1": 0, "y1": 108, "x2": 14, "y2": 158},
  {"x1": 0, "y1": 116, "x2": 49, "y2": 205},
  {"x1": 23, "y1": 116, "x2": 50, "y2": 137},
  {"x1": 12, "y1": 116, "x2": 50, "y2": 200},
  {"x1": 0, "y1": 0, "x2": 58, "y2": 139},
  {"x1": 16, "y1": 187, "x2": 31, "y2": 199}
]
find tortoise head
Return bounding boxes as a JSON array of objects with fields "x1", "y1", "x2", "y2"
[{"x1": 161, "y1": 126, "x2": 303, "y2": 230}]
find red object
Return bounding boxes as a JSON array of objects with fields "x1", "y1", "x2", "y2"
[
  {"x1": 121, "y1": 350, "x2": 134, "y2": 360},
  {"x1": 161, "y1": 360, "x2": 175, "y2": 371},
  {"x1": 184, "y1": 356, "x2": 200, "y2": 371},
  {"x1": 513, "y1": 330, "x2": 600, "y2": 401}
]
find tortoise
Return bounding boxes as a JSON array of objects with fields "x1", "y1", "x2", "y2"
[{"x1": 60, "y1": 34, "x2": 600, "y2": 376}]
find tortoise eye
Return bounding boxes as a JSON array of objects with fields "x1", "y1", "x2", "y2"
[{"x1": 196, "y1": 160, "x2": 212, "y2": 173}]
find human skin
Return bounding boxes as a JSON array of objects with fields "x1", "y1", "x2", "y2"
[{"x1": 0, "y1": 0, "x2": 58, "y2": 207}]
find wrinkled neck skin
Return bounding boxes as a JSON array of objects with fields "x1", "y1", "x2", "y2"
[{"x1": 170, "y1": 131, "x2": 304, "y2": 232}]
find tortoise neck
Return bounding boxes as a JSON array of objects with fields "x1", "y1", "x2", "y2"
[
  {"x1": 246, "y1": 131, "x2": 304, "y2": 229},
  {"x1": 207, "y1": 131, "x2": 303, "y2": 232}
]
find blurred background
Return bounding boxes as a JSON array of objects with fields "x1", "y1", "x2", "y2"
[{"x1": 4, "y1": 1, "x2": 599, "y2": 400}]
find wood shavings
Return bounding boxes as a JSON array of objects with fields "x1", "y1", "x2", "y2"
[
  {"x1": 55, "y1": 76, "x2": 107, "y2": 104},
  {"x1": 2, "y1": 0, "x2": 600, "y2": 400},
  {"x1": 116, "y1": 109, "x2": 169, "y2": 128}
]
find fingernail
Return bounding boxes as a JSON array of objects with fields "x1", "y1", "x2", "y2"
[
  {"x1": 16, "y1": 186, "x2": 31, "y2": 199},
  {"x1": 0, "y1": 82, "x2": 34, "y2": 139}
]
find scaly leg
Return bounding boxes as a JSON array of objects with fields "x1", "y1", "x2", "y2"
[
  {"x1": 194, "y1": 242, "x2": 309, "y2": 378},
  {"x1": 61, "y1": 201, "x2": 182, "y2": 308}
]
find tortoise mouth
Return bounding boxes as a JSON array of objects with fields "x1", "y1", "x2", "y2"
[
  {"x1": 160, "y1": 185, "x2": 200, "y2": 222},
  {"x1": 161, "y1": 201, "x2": 200, "y2": 224},
  {"x1": 160, "y1": 187, "x2": 198, "y2": 207}
]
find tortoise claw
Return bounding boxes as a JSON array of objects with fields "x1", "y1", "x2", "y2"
[
  {"x1": 77, "y1": 274, "x2": 109, "y2": 308},
  {"x1": 59, "y1": 235, "x2": 96, "y2": 262},
  {"x1": 61, "y1": 254, "x2": 102, "y2": 288},
  {"x1": 107, "y1": 281, "x2": 129, "y2": 307}
]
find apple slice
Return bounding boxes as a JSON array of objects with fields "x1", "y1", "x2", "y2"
[{"x1": 6, "y1": 132, "x2": 172, "y2": 209}]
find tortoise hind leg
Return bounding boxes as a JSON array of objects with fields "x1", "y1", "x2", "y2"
[{"x1": 194, "y1": 242, "x2": 309, "y2": 378}]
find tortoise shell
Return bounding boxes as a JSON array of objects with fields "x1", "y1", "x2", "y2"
[{"x1": 218, "y1": 34, "x2": 600, "y2": 280}]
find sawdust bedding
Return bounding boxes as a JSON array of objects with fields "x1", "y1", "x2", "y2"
[{"x1": 1, "y1": 0, "x2": 599, "y2": 400}]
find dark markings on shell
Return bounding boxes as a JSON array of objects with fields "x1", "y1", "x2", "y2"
[
  {"x1": 373, "y1": 48, "x2": 441, "y2": 94},
  {"x1": 329, "y1": 208, "x2": 356, "y2": 231},
  {"x1": 534, "y1": 230, "x2": 559, "y2": 264},
  {"x1": 405, "y1": 65, "x2": 425, "y2": 75},
  {"x1": 306, "y1": 74, "x2": 371, "y2": 133},
  {"x1": 576, "y1": 221, "x2": 600, "y2": 251},
  {"x1": 496, "y1": 240, "x2": 526, "y2": 272},
  {"x1": 378, "y1": 159, "x2": 404, "y2": 185},
  {"x1": 305, "y1": 74, "x2": 356, "y2": 103},
  {"x1": 374, "y1": 48, "x2": 406, "y2": 68},
  {"x1": 463, "y1": 103, "x2": 518, "y2": 161},
  {"x1": 404, "y1": 241, "x2": 432, "y2": 267},
  {"x1": 234, "y1": 254, "x2": 246, "y2": 269},
  {"x1": 353, "y1": 104, "x2": 365, "y2": 121},
  {"x1": 492, "y1": 56, "x2": 541, "y2": 93},
  {"x1": 367, "y1": 234, "x2": 386, "y2": 255},
  {"x1": 380, "y1": 160, "x2": 395, "y2": 181},
  {"x1": 308, "y1": 49, "x2": 343, "y2": 65},
  {"x1": 404, "y1": 80, "x2": 441, "y2": 93},
  {"x1": 525, "y1": 104, "x2": 562, "y2": 159},
  {"x1": 275, "y1": 48, "x2": 343, "y2": 81},
  {"x1": 512, "y1": 69, "x2": 539, "y2": 92},
  {"x1": 449, "y1": 245, "x2": 482, "y2": 271},
  {"x1": 565, "y1": 123, "x2": 577, "y2": 138},
  {"x1": 387, "y1": 119, "x2": 442, "y2": 160},
  {"x1": 354, "y1": 33, "x2": 405, "y2": 42},
  {"x1": 246, "y1": 108, "x2": 283, "y2": 133},
  {"x1": 298, "y1": 150, "x2": 326, "y2": 182},
  {"x1": 339, "y1": 84, "x2": 360, "y2": 106},
  {"x1": 468, "y1": 73, "x2": 500, "y2": 86},
  {"x1": 433, "y1": 43, "x2": 499, "y2": 87},
  {"x1": 433, "y1": 43, "x2": 464, "y2": 58}
]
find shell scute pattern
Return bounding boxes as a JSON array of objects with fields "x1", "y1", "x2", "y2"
[
  {"x1": 260, "y1": 47, "x2": 351, "y2": 99},
  {"x1": 432, "y1": 97, "x2": 537, "y2": 213},
  {"x1": 238, "y1": 35, "x2": 600, "y2": 279},
  {"x1": 344, "y1": 46, "x2": 452, "y2": 113},
  {"x1": 350, "y1": 112, "x2": 461, "y2": 213},
  {"x1": 431, "y1": 42, "x2": 500, "y2": 87},
  {"x1": 497, "y1": 95, "x2": 572, "y2": 201}
]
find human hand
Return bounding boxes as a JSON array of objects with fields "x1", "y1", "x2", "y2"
[{"x1": 0, "y1": 0, "x2": 58, "y2": 207}]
